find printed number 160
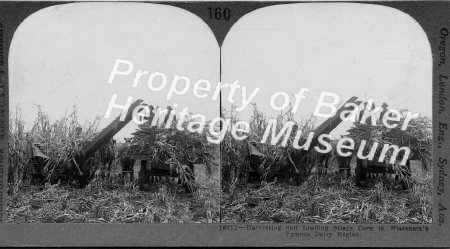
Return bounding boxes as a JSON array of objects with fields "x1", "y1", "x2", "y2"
[{"x1": 208, "y1": 7, "x2": 231, "y2": 21}]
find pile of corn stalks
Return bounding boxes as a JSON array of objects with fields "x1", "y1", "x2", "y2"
[
  {"x1": 122, "y1": 119, "x2": 218, "y2": 189},
  {"x1": 346, "y1": 109, "x2": 432, "y2": 178}
]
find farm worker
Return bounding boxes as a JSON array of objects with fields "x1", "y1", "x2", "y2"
[
  {"x1": 378, "y1": 102, "x2": 389, "y2": 124},
  {"x1": 358, "y1": 102, "x2": 375, "y2": 125},
  {"x1": 75, "y1": 127, "x2": 82, "y2": 137},
  {"x1": 147, "y1": 105, "x2": 155, "y2": 125},
  {"x1": 72, "y1": 127, "x2": 84, "y2": 153},
  {"x1": 162, "y1": 106, "x2": 177, "y2": 128},
  {"x1": 357, "y1": 102, "x2": 368, "y2": 124}
]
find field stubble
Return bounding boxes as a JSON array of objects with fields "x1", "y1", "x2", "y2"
[
  {"x1": 220, "y1": 161, "x2": 432, "y2": 224},
  {"x1": 7, "y1": 175, "x2": 221, "y2": 223}
]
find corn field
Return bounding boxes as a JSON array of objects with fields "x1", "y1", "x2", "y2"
[
  {"x1": 7, "y1": 104, "x2": 220, "y2": 223},
  {"x1": 9, "y1": 105, "x2": 101, "y2": 188},
  {"x1": 7, "y1": 103, "x2": 432, "y2": 223}
]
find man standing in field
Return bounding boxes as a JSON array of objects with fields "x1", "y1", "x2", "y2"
[
  {"x1": 358, "y1": 102, "x2": 368, "y2": 124},
  {"x1": 74, "y1": 127, "x2": 83, "y2": 146},
  {"x1": 378, "y1": 102, "x2": 389, "y2": 124},
  {"x1": 69, "y1": 127, "x2": 84, "y2": 157},
  {"x1": 358, "y1": 102, "x2": 376, "y2": 125},
  {"x1": 162, "y1": 106, "x2": 177, "y2": 128}
]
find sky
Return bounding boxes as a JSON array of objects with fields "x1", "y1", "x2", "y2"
[
  {"x1": 10, "y1": 2, "x2": 432, "y2": 142},
  {"x1": 221, "y1": 3, "x2": 432, "y2": 139}
]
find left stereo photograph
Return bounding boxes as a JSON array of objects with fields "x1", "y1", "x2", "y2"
[{"x1": 7, "y1": 2, "x2": 221, "y2": 223}]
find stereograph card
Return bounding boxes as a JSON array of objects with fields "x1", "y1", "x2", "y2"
[{"x1": 0, "y1": 0, "x2": 448, "y2": 247}]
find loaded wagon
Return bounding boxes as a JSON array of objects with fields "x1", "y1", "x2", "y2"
[
  {"x1": 121, "y1": 122, "x2": 213, "y2": 192},
  {"x1": 353, "y1": 123, "x2": 414, "y2": 189},
  {"x1": 71, "y1": 100, "x2": 215, "y2": 191}
]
